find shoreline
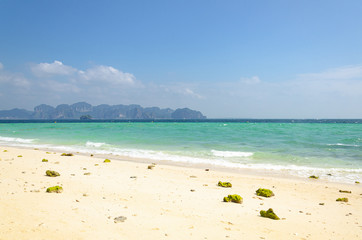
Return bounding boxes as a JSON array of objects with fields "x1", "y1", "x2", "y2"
[
  {"x1": 1, "y1": 145, "x2": 361, "y2": 239},
  {"x1": 1, "y1": 142, "x2": 360, "y2": 185}
]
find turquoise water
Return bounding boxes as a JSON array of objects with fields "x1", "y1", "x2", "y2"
[{"x1": 0, "y1": 122, "x2": 361, "y2": 182}]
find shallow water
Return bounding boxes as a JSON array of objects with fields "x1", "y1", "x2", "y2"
[{"x1": 0, "y1": 121, "x2": 361, "y2": 183}]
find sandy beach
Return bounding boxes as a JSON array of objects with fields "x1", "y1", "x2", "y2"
[{"x1": 0, "y1": 146, "x2": 361, "y2": 240}]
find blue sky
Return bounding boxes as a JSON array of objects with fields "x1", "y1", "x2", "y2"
[{"x1": 1, "y1": 0, "x2": 362, "y2": 118}]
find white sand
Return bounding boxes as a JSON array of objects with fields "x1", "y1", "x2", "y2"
[{"x1": 0, "y1": 146, "x2": 361, "y2": 240}]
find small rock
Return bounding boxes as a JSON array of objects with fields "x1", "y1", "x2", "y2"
[
  {"x1": 205, "y1": 169, "x2": 209, "y2": 171},
  {"x1": 190, "y1": 189, "x2": 195, "y2": 192},
  {"x1": 319, "y1": 203, "x2": 325, "y2": 205},
  {"x1": 130, "y1": 176, "x2": 137, "y2": 178},
  {"x1": 114, "y1": 216, "x2": 127, "y2": 223},
  {"x1": 309, "y1": 175, "x2": 319, "y2": 179},
  {"x1": 46, "y1": 170, "x2": 60, "y2": 177},
  {"x1": 46, "y1": 186, "x2": 63, "y2": 193},
  {"x1": 336, "y1": 198, "x2": 349, "y2": 202},
  {"x1": 84, "y1": 172, "x2": 91, "y2": 175},
  {"x1": 61, "y1": 153, "x2": 73, "y2": 156},
  {"x1": 339, "y1": 190, "x2": 351, "y2": 193},
  {"x1": 190, "y1": 175, "x2": 197, "y2": 178}
]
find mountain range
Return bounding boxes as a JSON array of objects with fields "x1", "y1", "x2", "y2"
[{"x1": 0, "y1": 102, "x2": 206, "y2": 120}]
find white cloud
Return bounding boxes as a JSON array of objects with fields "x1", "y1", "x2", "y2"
[
  {"x1": 0, "y1": 62, "x2": 30, "y2": 87},
  {"x1": 292, "y1": 65, "x2": 362, "y2": 97},
  {"x1": 297, "y1": 65, "x2": 362, "y2": 81},
  {"x1": 183, "y1": 88, "x2": 204, "y2": 99},
  {"x1": 79, "y1": 65, "x2": 135, "y2": 85},
  {"x1": 39, "y1": 80, "x2": 81, "y2": 93},
  {"x1": 240, "y1": 76, "x2": 261, "y2": 84},
  {"x1": 159, "y1": 83, "x2": 204, "y2": 99},
  {"x1": 31, "y1": 60, "x2": 77, "y2": 77},
  {"x1": 31, "y1": 60, "x2": 136, "y2": 86}
]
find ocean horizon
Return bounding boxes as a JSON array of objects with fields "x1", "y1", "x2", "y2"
[{"x1": 1, "y1": 120, "x2": 361, "y2": 183}]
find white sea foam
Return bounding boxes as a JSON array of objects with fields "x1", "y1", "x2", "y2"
[
  {"x1": 0, "y1": 134, "x2": 359, "y2": 184},
  {"x1": 0, "y1": 136, "x2": 36, "y2": 144},
  {"x1": 43, "y1": 144, "x2": 361, "y2": 184},
  {"x1": 327, "y1": 143, "x2": 360, "y2": 147},
  {"x1": 211, "y1": 150, "x2": 253, "y2": 158},
  {"x1": 85, "y1": 141, "x2": 106, "y2": 148}
]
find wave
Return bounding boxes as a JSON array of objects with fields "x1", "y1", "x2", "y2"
[
  {"x1": 0, "y1": 136, "x2": 36, "y2": 144},
  {"x1": 0, "y1": 135, "x2": 360, "y2": 183},
  {"x1": 326, "y1": 143, "x2": 360, "y2": 148},
  {"x1": 211, "y1": 150, "x2": 253, "y2": 158},
  {"x1": 85, "y1": 141, "x2": 107, "y2": 148}
]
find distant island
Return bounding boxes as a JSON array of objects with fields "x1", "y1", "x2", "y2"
[{"x1": 0, "y1": 102, "x2": 206, "y2": 120}]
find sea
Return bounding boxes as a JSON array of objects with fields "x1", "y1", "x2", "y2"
[{"x1": 0, "y1": 119, "x2": 361, "y2": 183}]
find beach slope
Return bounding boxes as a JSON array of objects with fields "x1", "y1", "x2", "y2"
[{"x1": 0, "y1": 146, "x2": 361, "y2": 239}]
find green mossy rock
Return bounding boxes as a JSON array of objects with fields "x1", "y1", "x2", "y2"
[
  {"x1": 336, "y1": 198, "x2": 348, "y2": 202},
  {"x1": 260, "y1": 208, "x2": 280, "y2": 220},
  {"x1": 309, "y1": 175, "x2": 319, "y2": 179},
  {"x1": 355, "y1": 181, "x2": 360, "y2": 184},
  {"x1": 46, "y1": 170, "x2": 60, "y2": 177},
  {"x1": 61, "y1": 153, "x2": 73, "y2": 156},
  {"x1": 46, "y1": 185, "x2": 63, "y2": 193},
  {"x1": 17, "y1": 155, "x2": 23, "y2": 157},
  {"x1": 223, "y1": 196, "x2": 231, "y2": 202},
  {"x1": 3, "y1": 150, "x2": 8, "y2": 152},
  {"x1": 218, "y1": 181, "x2": 232, "y2": 188},
  {"x1": 256, "y1": 188, "x2": 274, "y2": 197},
  {"x1": 104, "y1": 159, "x2": 111, "y2": 163},
  {"x1": 42, "y1": 159, "x2": 48, "y2": 162},
  {"x1": 223, "y1": 194, "x2": 243, "y2": 204}
]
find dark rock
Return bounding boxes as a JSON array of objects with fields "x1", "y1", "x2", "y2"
[
  {"x1": 114, "y1": 216, "x2": 127, "y2": 223},
  {"x1": 80, "y1": 115, "x2": 92, "y2": 120},
  {"x1": 339, "y1": 190, "x2": 351, "y2": 193}
]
